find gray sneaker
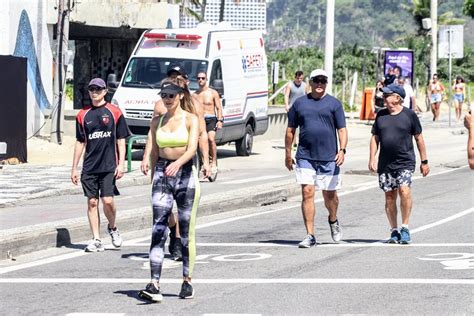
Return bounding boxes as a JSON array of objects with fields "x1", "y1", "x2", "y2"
[
  {"x1": 108, "y1": 226, "x2": 122, "y2": 248},
  {"x1": 329, "y1": 218, "x2": 342, "y2": 242},
  {"x1": 298, "y1": 234, "x2": 316, "y2": 248},
  {"x1": 85, "y1": 239, "x2": 105, "y2": 252}
]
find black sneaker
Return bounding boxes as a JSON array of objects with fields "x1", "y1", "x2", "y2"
[
  {"x1": 179, "y1": 281, "x2": 194, "y2": 299},
  {"x1": 387, "y1": 230, "x2": 401, "y2": 244},
  {"x1": 171, "y1": 238, "x2": 183, "y2": 261},
  {"x1": 138, "y1": 283, "x2": 163, "y2": 303}
]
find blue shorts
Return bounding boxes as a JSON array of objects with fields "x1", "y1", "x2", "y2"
[
  {"x1": 430, "y1": 93, "x2": 442, "y2": 104},
  {"x1": 378, "y1": 169, "x2": 414, "y2": 192},
  {"x1": 295, "y1": 159, "x2": 341, "y2": 190},
  {"x1": 454, "y1": 93, "x2": 464, "y2": 103}
]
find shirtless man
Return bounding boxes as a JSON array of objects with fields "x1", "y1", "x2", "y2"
[{"x1": 193, "y1": 71, "x2": 223, "y2": 175}]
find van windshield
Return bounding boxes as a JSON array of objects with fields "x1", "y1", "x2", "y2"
[{"x1": 122, "y1": 57, "x2": 208, "y2": 91}]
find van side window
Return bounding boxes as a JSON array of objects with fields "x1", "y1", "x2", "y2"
[{"x1": 210, "y1": 59, "x2": 224, "y2": 97}]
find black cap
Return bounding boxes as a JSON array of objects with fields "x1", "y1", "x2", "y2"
[
  {"x1": 160, "y1": 82, "x2": 183, "y2": 94},
  {"x1": 167, "y1": 65, "x2": 188, "y2": 79},
  {"x1": 382, "y1": 84, "x2": 405, "y2": 99}
]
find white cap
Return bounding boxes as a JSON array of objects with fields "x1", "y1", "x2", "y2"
[{"x1": 310, "y1": 69, "x2": 328, "y2": 79}]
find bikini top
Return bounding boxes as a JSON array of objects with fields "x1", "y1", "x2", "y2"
[{"x1": 156, "y1": 114, "x2": 189, "y2": 148}]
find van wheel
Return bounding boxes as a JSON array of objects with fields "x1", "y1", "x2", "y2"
[{"x1": 235, "y1": 124, "x2": 253, "y2": 156}]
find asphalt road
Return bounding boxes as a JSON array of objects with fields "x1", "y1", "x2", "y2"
[{"x1": 1, "y1": 167, "x2": 473, "y2": 314}]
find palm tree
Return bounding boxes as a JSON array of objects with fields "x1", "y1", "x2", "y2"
[
  {"x1": 403, "y1": 0, "x2": 464, "y2": 35},
  {"x1": 219, "y1": 0, "x2": 241, "y2": 22},
  {"x1": 171, "y1": 0, "x2": 205, "y2": 22}
]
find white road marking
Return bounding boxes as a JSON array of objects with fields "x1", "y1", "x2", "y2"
[
  {"x1": 220, "y1": 175, "x2": 287, "y2": 185},
  {"x1": 411, "y1": 208, "x2": 474, "y2": 234},
  {"x1": 0, "y1": 278, "x2": 472, "y2": 285},
  {"x1": 0, "y1": 172, "x2": 471, "y2": 275},
  {"x1": 66, "y1": 314, "x2": 124, "y2": 316},
  {"x1": 124, "y1": 242, "x2": 474, "y2": 248}
]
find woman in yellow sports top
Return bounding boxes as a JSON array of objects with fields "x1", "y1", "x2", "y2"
[{"x1": 139, "y1": 77, "x2": 200, "y2": 303}]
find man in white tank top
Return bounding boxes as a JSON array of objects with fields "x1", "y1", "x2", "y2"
[{"x1": 284, "y1": 70, "x2": 307, "y2": 112}]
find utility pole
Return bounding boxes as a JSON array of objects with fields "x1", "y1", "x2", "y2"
[
  {"x1": 219, "y1": 0, "x2": 225, "y2": 22},
  {"x1": 50, "y1": 0, "x2": 71, "y2": 144},
  {"x1": 324, "y1": 0, "x2": 335, "y2": 94},
  {"x1": 430, "y1": 0, "x2": 438, "y2": 77}
]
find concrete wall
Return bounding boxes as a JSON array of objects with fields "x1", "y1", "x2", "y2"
[{"x1": 46, "y1": 0, "x2": 180, "y2": 29}]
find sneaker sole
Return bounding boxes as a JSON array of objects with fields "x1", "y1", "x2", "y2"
[
  {"x1": 298, "y1": 243, "x2": 315, "y2": 248},
  {"x1": 179, "y1": 290, "x2": 195, "y2": 299},
  {"x1": 387, "y1": 239, "x2": 399, "y2": 244},
  {"x1": 139, "y1": 291, "x2": 163, "y2": 303},
  {"x1": 400, "y1": 240, "x2": 412, "y2": 244},
  {"x1": 84, "y1": 248, "x2": 105, "y2": 252}
]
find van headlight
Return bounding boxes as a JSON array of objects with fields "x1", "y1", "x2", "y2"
[{"x1": 111, "y1": 98, "x2": 119, "y2": 107}]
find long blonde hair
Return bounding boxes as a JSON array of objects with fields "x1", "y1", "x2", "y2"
[{"x1": 161, "y1": 76, "x2": 196, "y2": 114}]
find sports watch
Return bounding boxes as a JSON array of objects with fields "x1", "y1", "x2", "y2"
[{"x1": 340, "y1": 148, "x2": 346, "y2": 154}]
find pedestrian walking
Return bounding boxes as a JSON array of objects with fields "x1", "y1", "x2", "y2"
[
  {"x1": 285, "y1": 69, "x2": 348, "y2": 248},
  {"x1": 373, "y1": 79, "x2": 385, "y2": 114},
  {"x1": 284, "y1": 70, "x2": 307, "y2": 112},
  {"x1": 369, "y1": 84, "x2": 430, "y2": 244},
  {"x1": 193, "y1": 71, "x2": 223, "y2": 178},
  {"x1": 427, "y1": 73, "x2": 445, "y2": 121},
  {"x1": 139, "y1": 76, "x2": 200, "y2": 302},
  {"x1": 140, "y1": 65, "x2": 211, "y2": 261},
  {"x1": 464, "y1": 112, "x2": 474, "y2": 169},
  {"x1": 71, "y1": 78, "x2": 130, "y2": 252},
  {"x1": 397, "y1": 76, "x2": 420, "y2": 113},
  {"x1": 453, "y1": 76, "x2": 466, "y2": 122}
]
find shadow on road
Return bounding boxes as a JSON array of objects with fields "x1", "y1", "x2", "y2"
[{"x1": 260, "y1": 239, "x2": 299, "y2": 246}]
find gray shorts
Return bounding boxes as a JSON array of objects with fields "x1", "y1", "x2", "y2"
[{"x1": 378, "y1": 169, "x2": 414, "y2": 192}]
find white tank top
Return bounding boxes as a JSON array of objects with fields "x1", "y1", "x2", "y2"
[{"x1": 289, "y1": 81, "x2": 306, "y2": 106}]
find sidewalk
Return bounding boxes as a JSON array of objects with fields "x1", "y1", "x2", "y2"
[{"x1": 0, "y1": 114, "x2": 470, "y2": 260}]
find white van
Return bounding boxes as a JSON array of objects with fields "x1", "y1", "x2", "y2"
[{"x1": 110, "y1": 23, "x2": 269, "y2": 156}]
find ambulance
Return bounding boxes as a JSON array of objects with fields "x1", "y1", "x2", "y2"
[{"x1": 110, "y1": 23, "x2": 269, "y2": 156}]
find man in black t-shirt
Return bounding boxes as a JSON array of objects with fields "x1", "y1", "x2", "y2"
[
  {"x1": 369, "y1": 84, "x2": 430, "y2": 244},
  {"x1": 71, "y1": 78, "x2": 130, "y2": 252}
]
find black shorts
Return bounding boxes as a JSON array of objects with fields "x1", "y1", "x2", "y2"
[
  {"x1": 205, "y1": 116, "x2": 217, "y2": 132},
  {"x1": 80, "y1": 172, "x2": 120, "y2": 198}
]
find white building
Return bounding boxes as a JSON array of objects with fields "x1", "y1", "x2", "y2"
[{"x1": 181, "y1": 0, "x2": 266, "y2": 31}]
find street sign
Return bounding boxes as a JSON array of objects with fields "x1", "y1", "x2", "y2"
[
  {"x1": 439, "y1": 25, "x2": 463, "y2": 59},
  {"x1": 271, "y1": 61, "x2": 279, "y2": 84}
]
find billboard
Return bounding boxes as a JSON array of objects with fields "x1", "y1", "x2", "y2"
[{"x1": 383, "y1": 50, "x2": 414, "y2": 85}]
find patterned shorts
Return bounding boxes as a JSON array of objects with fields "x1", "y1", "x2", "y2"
[{"x1": 378, "y1": 169, "x2": 414, "y2": 192}]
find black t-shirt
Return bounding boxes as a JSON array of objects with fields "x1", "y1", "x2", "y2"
[
  {"x1": 76, "y1": 103, "x2": 130, "y2": 174},
  {"x1": 371, "y1": 107, "x2": 422, "y2": 173}
]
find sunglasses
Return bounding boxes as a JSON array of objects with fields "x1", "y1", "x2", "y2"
[
  {"x1": 160, "y1": 93, "x2": 176, "y2": 99},
  {"x1": 88, "y1": 87, "x2": 105, "y2": 92},
  {"x1": 197, "y1": 77, "x2": 207, "y2": 80},
  {"x1": 312, "y1": 78, "x2": 327, "y2": 84}
]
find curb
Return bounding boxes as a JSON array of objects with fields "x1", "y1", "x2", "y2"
[{"x1": 0, "y1": 179, "x2": 300, "y2": 260}]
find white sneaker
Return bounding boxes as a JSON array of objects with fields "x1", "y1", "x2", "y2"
[
  {"x1": 329, "y1": 218, "x2": 342, "y2": 242},
  {"x1": 108, "y1": 226, "x2": 122, "y2": 248},
  {"x1": 85, "y1": 239, "x2": 105, "y2": 252},
  {"x1": 298, "y1": 234, "x2": 316, "y2": 248}
]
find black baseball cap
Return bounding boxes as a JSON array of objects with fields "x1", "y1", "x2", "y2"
[
  {"x1": 160, "y1": 82, "x2": 183, "y2": 94},
  {"x1": 167, "y1": 65, "x2": 188, "y2": 79}
]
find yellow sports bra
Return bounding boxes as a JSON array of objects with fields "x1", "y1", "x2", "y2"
[{"x1": 156, "y1": 114, "x2": 189, "y2": 148}]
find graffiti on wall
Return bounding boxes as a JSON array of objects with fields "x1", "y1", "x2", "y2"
[{"x1": 13, "y1": 10, "x2": 51, "y2": 111}]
